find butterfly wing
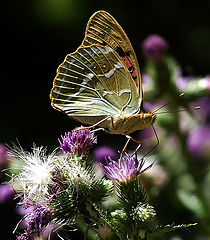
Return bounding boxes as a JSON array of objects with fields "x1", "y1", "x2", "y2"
[
  {"x1": 81, "y1": 10, "x2": 142, "y2": 100},
  {"x1": 50, "y1": 44, "x2": 140, "y2": 126}
]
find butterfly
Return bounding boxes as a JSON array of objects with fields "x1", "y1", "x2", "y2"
[{"x1": 50, "y1": 10, "x2": 157, "y2": 152}]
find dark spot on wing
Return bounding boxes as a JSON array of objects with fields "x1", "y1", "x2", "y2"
[
  {"x1": 128, "y1": 66, "x2": 134, "y2": 72},
  {"x1": 125, "y1": 50, "x2": 131, "y2": 56},
  {"x1": 116, "y1": 46, "x2": 126, "y2": 57},
  {"x1": 101, "y1": 41, "x2": 107, "y2": 46}
]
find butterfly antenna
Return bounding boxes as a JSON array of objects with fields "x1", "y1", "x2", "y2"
[
  {"x1": 153, "y1": 93, "x2": 184, "y2": 113},
  {"x1": 155, "y1": 106, "x2": 200, "y2": 115},
  {"x1": 141, "y1": 126, "x2": 159, "y2": 159}
]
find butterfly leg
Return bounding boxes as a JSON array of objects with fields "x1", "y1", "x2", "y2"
[
  {"x1": 91, "y1": 116, "x2": 114, "y2": 133},
  {"x1": 110, "y1": 116, "x2": 115, "y2": 130},
  {"x1": 130, "y1": 126, "x2": 159, "y2": 158},
  {"x1": 120, "y1": 135, "x2": 142, "y2": 163},
  {"x1": 128, "y1": 136, "x2": 142, "y2": 157},
  {"x1": 75, "y1": 116, "x2": 111, "y2": 131},
  {"x1": 141, "y1": 126, "x2": 159, "y2": 158},
  {"x1": 119, "y1": 136, "x2": 131, "y2": 163},
  {"x1": 90, "y1": 127, "x2": 105, "y2": 133},
  {"x1": 119, "y1": 135, "x2": 142, "y2": 164}
]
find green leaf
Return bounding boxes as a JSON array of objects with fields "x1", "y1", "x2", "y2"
[
  {"x1": 177, "y1": 189, "x2": 205, "y2": 218},
  {"x1": 147, "y1": 223, "x2": 197, "y2": 239},
  {"x1": 144, "y1": 56, "x2": 179, "y2": 100},
  {"x1": 179, "y1": 77, "x2": 210, "y2": 100}
]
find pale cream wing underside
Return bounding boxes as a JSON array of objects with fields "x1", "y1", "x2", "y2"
[{"x1": 50, "y1": 45, "x2": 140, "y2": 125}]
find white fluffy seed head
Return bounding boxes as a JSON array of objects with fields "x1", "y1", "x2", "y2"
[{"x1": 10, "y1": 145, "x2": 59, "y2": 203}]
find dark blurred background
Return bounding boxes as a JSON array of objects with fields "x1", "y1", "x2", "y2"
[{"x1": 1, "y1": 0, "x2": 210, "y2": 239}]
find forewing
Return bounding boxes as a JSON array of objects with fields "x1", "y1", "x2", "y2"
[
  {"x1": 50, "y1": 45, "x2": 140, "y2": 125},
  {"x1": 82, "y1": 10, "x2": 142, "y2": 99}
]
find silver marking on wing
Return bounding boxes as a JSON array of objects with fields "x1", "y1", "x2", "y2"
[
  {"x1": 65, "y1": 61, "x2": 85, "y2": 70},
  {"x1": 69, "y1": 72, "x2": 94, "y2": 98},
  {"x1": 102, "y1": 91, "x2": 114, "y2": 97},
  {"x1": 119, "y1": 89, "x2": 131, "y2": 96},
  {"x1": 97, "y1": 61, "x2": 123, "y2": 78}
]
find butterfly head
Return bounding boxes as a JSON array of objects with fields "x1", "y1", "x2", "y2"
[{"x1": 139, "y1": 111, "x2": 157, "y2": 129}]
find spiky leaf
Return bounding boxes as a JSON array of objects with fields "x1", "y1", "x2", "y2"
[
  {"x1": 117, "y1": 178, "x2": 147, "y2": 211},
  {"x1": 147, "y1": 223, "x2": 197, "y2": 239},
  {"x1": 89, "y1": 179, "x2": 113, "y2": 204}
]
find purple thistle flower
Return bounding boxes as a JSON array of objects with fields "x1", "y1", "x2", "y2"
[
  {"x1": 138, "y1": 127, "x2": 155, "y2": 141},
  {"x1": 16, "y1": 204, "x2": 35, "y2": 229},
  {"x1": 42, "y1": 224, "x2": 56, "y2": 239},
  {"x1": 19, "y1": 204, "x2": 54, "y2": 238},
  {"x1": 58, "y1": 133, "x2": 72, "y2": 152},
  {"x1": 101, "y1": 154, "x2": 154, "y2": 182},
  {"x1": 142, "y1": 74, "x2": 152, "y2": 84},
  {"x1": 142, "y1": 34, "x2": 168, "y2": 61},
  {"x1": 175, "y1": 70, "x2": 193, "y2": 90},
  {"x1": 187, "y1": 124, "x2": 210, "y2": 159},
  {"x1": 200, "y1": 76, "x2": 210, "y2": 90},
  {"x1": 94, "y1": 146, "x2": 116, "y2": 164},
  {"x1": 17, "y1": 236, "x2": 26, "y2": 240},
  {"x1": 59, "y1": 126, "x2": 97, "y2": 154},
  {"x1": 190, "y1": 96, "x2": 210, "y2": 120},
  {"x1": 0, "y1": 184, "x2": 15, "y2": 204},
  {"x1": 0, "y1": 144, "x2": 10, "y2": 171},
  {"x1": 16, "y1": 203, "x2": 55, "y2": 239},
  {"x1": 17, "y1": 232, "x2": 33, "y2": 240}
]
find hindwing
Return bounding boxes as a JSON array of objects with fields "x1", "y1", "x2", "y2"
[{"x1": 50, "y1": 45, "x2": 140, "y2": 125}]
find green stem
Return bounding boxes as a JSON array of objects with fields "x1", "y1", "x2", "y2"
[
  {"x1": 132, "y1": 221, "x2": 139, "y2": 240},
  {"x1": 173, "y1": 111, "x2": 210, "y2": 232},
  {"x1": 138, "y1": 228, "x2": 147, "y2": 240}
]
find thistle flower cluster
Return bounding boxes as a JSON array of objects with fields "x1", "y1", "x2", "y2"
[{"x1": 7, "y1": 126, "x2": 164, "y2": 240}]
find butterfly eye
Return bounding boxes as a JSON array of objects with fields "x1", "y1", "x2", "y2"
[
  {"x1": 143, "y1": 113, "x2": 152, "y2": 123},
  {"x1": 145, "y1": 117, "x2": 151, "y2": 124}
]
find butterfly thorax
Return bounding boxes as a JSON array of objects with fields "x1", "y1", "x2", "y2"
[{"x1": 106, "y1": 111, "x2": 157, "y2": 135}]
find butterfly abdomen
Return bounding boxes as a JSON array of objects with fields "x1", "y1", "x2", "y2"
[{"x1": 109, "y1": 111, "x2": 157, "y2": 135}]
